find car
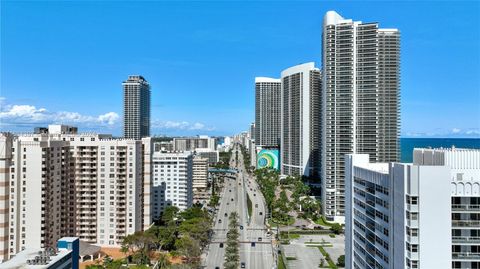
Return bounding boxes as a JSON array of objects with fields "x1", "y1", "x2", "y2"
[
  {"x1": 253, "y1": 193, "x2": 256, "y2": 196},
  {"x1": 215, "y1": 267, "x2": 220, "y2": 269},
  {"x1": 241, "y1": 262, "x2": 246, "y2": 268},
  {"x1": 255, "y1": 204, "x2": 258, "y2": 208},
  {"x1": 229, "y1": 189, "x2": 232, "y2": 192},
  {"x1": 225, "y1": 213, "x2": 228, "y2": 217},
  {"x1": 258, "y1": 237, "x2": 262, "y2": 241},
  {"x1": 240, "y1": 225, "x2": 244, "y2": 230},
  {"x1": 226, "y1": 202, "x2": 229, "y2": 205},
  {"x1": 219, "y1": 243, "x2": 224, "y2": 248},
  {"x1": 231, "y1": 198, "x2": 234, "y2": 201},
  {"x1": 251, "y1": 242, "x2": 256, "y2": 247},
  {"x1": 218, "y1": 219, "x2": 222, "y2": 223},
  {"x1": 259, "y1": 212, "x2": 263, "y2": 215}
]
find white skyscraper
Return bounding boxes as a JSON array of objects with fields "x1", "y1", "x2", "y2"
[
  {"x1": 280, "y1": 62, "x2": 321, "y2": 177},
  {"x1": 322, "y1": 11, "x2": 401, "y2": 223},
  {"x1": 345, "y1": 148, "x2": 480, "y2": 269}
]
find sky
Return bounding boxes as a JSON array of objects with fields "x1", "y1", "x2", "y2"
[{"x1": 1, "y1": 1, "x2": 479, "y2": 137}]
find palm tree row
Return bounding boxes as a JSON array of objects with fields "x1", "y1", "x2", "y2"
[{"x1": 224, "y1": 212, "x2": 240, "y2": 269}]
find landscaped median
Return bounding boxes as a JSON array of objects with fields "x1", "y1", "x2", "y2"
[{"x1": 246, "y1": 193, "x2": 253, "y2": 218}]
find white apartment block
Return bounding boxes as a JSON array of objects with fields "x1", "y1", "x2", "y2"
[
  {"x1": 414, "y1": 147, "x2": 480, "y2": 269},
  {"x1": 346, "y1": 148, "x2": 480, "y2": 269},
  {"x1": 321, "y1": 11, "x2": 401, "y2": 223},
  {"x1": 0, "y1": 126, "x2": 153, "y2": 261},
  {"x1": 63, "y1": 134, "x2": 150, "y2": 246},
  {"x1": 151, "y1": 152, "x2": 193, "y2": 221},
  {"x1": 280, "y1": 62, "x2": 321, "y2": 177},
  {"x1": 0, "y1": 133, "x2": 74, "y2": 262}
]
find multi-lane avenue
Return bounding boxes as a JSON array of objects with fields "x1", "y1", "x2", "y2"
[{"x1": 204, "y1": 144, "x2": 275, "y2": 269}]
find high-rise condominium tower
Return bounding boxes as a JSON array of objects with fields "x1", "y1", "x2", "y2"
[
  {"x1": 321, "y1": 11, "x2": 400, "y2": 222},
  {"x1": 281, "y1": 63, "x2": 321, "y2": 177},
  {"x1": 255, "y1": 77, "x2": 282, "y2": 148},
  {"x1": 345, "y1": 148, "x2": 480, "y2": 269},
  {"x1": 123, "y1": 75, "x2": 151, "y2": 139}
]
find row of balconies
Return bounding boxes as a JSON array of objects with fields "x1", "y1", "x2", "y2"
[
  {"x1": 452, "y1": 204, "x2": 480, "y2": 212},
  {"x1": 452, "y1": 252, "x2": 480, "y2": 260}
]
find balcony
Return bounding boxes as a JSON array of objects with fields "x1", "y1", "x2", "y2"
[
  {"x1": 452, "y1": 236, "x2": 480, "y2": 244},
  {"x1": 452, "y1": 220, "x2": 480, "y2": 228},
  {"x1": 452, "y1": 204, "x2": 480, "y2": 212},
  {"x1": 452, "y1": 252, "x2": 480, "y2": 261}
]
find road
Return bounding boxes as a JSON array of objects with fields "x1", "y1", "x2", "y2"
[{"x1": 204, "y1": 144, "x2": 275, "y2": 269}]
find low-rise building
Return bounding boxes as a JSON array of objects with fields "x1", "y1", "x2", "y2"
[{"x1": 0, "y1": 237, "x2": 79, "y2": 269}]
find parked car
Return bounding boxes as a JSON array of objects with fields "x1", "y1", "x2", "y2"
[
  {"x1": 251, "y1": 242, "x2": 256, "y2": 247},
  {"x1": 259, "y1": 212, "x2": 263, "y2": 215},
  {"x1": 219, "y1": 243, "x2": 224, "y2": 248},
  {"x1": 241, "y1": 262, "x2": 246, "y2": 268},
  {"x1": 258, "y1": 237, "x2": 262, "y2": 241}
]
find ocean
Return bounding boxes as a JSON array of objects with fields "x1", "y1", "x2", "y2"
[{"x1": 400, "y1": 138, "x2": 480, "y2": 163}]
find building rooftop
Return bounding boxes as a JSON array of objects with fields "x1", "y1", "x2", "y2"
[
  {"x1": 0, "y1": 248, "x2": 71, "y2": 269},
  {"x1": 255, "y1": 77, "x2": 281, "y2": 83}
]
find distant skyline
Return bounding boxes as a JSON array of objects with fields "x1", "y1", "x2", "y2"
[{"x1": 1, "y1": 1, "x2": 479, "y2": 137}]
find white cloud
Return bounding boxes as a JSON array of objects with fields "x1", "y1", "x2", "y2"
[
  {"x1": 0, "y1": 99, "x2": 119, "y2": 128},
  {"x1": 452, "y1": 128, "x2": 461, "y2": 134},
  {"x1": 152, "y1": 120, "x2": 215, "y2": 131},
  {"x1": 97, "y1": 112, "x2": 120, "y2": 125},
  {"x1": 465, "y1": 129, "x2": 480, "y2": 136}
]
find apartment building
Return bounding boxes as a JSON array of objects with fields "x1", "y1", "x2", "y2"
[
  {"x1": 192, "y1": 156, "x2": 208, "y2": 205},
  {"x1": 414, "y1": 148, "x2": 480, "y2": 269},
  {"x1": 345, "y1": 148, "x2": 480, "y2": 269},
  {"x1": 280, "y1": 62, "x2": 321, "y2": 177},
  {"x1": 255, "y1": 77, "x2": 282, "y2": 148},
  {"x1": 321, "y1": 11, "x2": 401, "y2": 223},
  {"x1": 173, "y1": 136, "x2": 216, "y2": 151},
  {"x1": 194, "y1": 148, "x2": 219, "y2": 165},
  {"x1": 0, "y1": 126, "x2": 153, "y2": 260},
  {"x1": 0, "y1": 133, "x2": 74, "y2": 261},
  {"x1": 192, "y1": 156, "x2": 208, "y2": 190},
  {"x1": 63, "y1": 134, "x2": 149, "y2": 246},
  {"x1": 151, "y1": 152, "x2": 193, "y2": 221}
]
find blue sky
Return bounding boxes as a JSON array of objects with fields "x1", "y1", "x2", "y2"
[{"x1": 1, "y1": 1, "x2": 479, "y2": 137}]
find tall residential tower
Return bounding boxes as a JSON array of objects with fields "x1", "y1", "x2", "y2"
[
  {"x1": 254, "y1": 77, "x2": 282, "y2": 148},
  {"x1": 123, "y1": 75, "x2": 151, "y2": 139},
  {"x1": 321, "y1": 11, "x2": 400, "y2": 222},
  {"x1": 281, "y1": 63, "x2": 321, "y2": 177}
]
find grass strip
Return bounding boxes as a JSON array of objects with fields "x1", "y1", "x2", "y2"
[{"x1": 316, "y1": 246, "x2": 337, "y2": 269}]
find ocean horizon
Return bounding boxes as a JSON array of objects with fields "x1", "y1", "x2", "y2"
[{"x1": 400, "y1": 137, "x2": 480, "y2": 163}]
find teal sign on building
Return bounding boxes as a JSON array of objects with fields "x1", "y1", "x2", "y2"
[{"x1": 257, "y1": 149, "x2": 280, "y2": 170}]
